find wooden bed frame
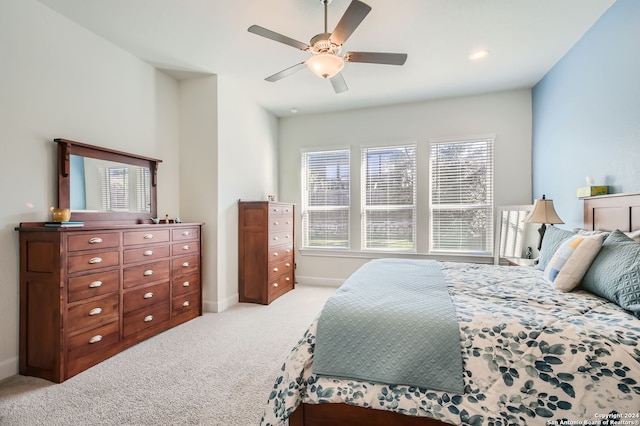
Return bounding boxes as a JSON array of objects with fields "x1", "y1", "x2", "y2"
[{"x1": 288, "y1": 193, "x2": 640, "y2": 426}]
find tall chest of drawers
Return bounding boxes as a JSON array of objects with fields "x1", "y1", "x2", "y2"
[
  {"x1": 17, "y1": 222, "x2": 203, "y2": 383},
  {"x1": 238, "y1": 201, "x2": 295, "y2": 304}
]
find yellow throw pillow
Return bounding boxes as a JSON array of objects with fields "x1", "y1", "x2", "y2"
[{"x1": 543, "y1": 234, "x2": 604, "y2": 292}]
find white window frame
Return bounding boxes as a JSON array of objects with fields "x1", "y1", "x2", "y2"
[
  {"x1": 301, "y1": 148, "x2": 351, "y2": 250},
  {"x1": 361, "y1": 144, "x2": 417, "y2": 252},
  {"x1": 429, "y1": 135, "x2": 494, "y2": 255}
]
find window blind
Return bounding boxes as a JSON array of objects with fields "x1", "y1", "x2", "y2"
[
  {"x1": 301, "y1": 150, "x2": 350, "y2": 248},
  {"x1": 100, "y1": 167, "x2": 130, "y2": 212},
  {"x1": 430, "y1": 137, "x2": 494, "y2": 254},
  {"x1": 361, "y1": 145, "x2": 416, "y2": 250}
]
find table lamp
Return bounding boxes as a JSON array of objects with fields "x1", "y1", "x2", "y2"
[{"x1": 525, "y1": 194, "x2": 564, "y2": 250}]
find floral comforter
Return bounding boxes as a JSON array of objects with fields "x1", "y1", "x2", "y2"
[{"x1": 261, "y1": 262, "x2": 640, "y2": 426}]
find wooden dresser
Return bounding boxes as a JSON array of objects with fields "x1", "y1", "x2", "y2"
[
  {"x1": 17, "y1": 222, "x2": 203, "y2": 383},
  {"x1": 238, "y1": 201, "x2": 295, "y2": 304}
]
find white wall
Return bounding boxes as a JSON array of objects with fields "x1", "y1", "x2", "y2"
[
  {"x1": 278, "y1": 89, "x2": 533, "y2": 285},
  {"x1": 216, "y1": 76, "x2": 279, "y2": 310}
]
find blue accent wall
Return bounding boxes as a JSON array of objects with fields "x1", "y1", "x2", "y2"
[{"x1": 532, "y1": 0, "x2": 640, "y2": 229}]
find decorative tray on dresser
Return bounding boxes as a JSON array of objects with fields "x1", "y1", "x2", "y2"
[
  {"x1": 238, "y1": 201, "x2": 295, "y2": 304},
  {"x1": 16, "y1": 138, "x2": 204, "y2": 383}
]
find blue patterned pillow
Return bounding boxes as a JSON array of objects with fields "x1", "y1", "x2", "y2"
[
  {"x1": 535, "y1": 226, "x2": 575, "y2": 271},
  {"x1": 581, "y1": 229, "x2": 640, "y2": 317}
]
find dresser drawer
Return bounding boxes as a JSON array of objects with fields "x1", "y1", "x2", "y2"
[
  {"x1": 268, "y1": 244, "x2": 293, "y2": 262},
  {"x1": 123, "y1": 229, "x2": 170, "y2": 246},
  {"x1": 172, "y1": 255, "x2": 199, "y2": 276},
  {"x1": 268, "y1": 272, "x2": 294, "y2": 301},
  {"x1": 67, "y1": 232, "x2": 120, "y2": 252},
  {"x1": 268, "y1": 204, "x2": 294, "y2": 216},
  {"x1": 269, "y1": 230, "x2": 293, "y2": 247},
  {"x1": 67, "y1": 321, "x2": 120, "y2": 361},
  {"x1": 268, "y1": 258, "x2": 294, "y2": 280},
  {"x1": 123, "y1": 260, "x2": 170, "y2": 289},
  {"x1": 172, "y1": 273, "x2": 200, "y2": 298},
  {"x1": 67, "y1": 250, "x2": 120, "y2": 274},
  {"x1": 171, "y1": 290, "x2": 200, "y2": 316},
  {"x1": 172, "y1": 227, "x2": 199, "y2": 241},
  {"x1": 123, "y1": 244, "x2": 170, "y2": 264},
  {"x1": 269, "y1": 215, "x2": 293, "y2": 232},
  {"x1": 67, "y1": 294, "x2": 119, "y2": 334},
  {"x1": 171, "y1": 241, "x2": 199, "y2": 256},
  {"x1": 68, "y1": 270, "x2": 119, "y2": 303},
  {"x1": 123, "y1": 302, "x2": 170, "y2": 337},
  {"x1": 123, "y1": 281, "x2": 170, "y2": 314}
]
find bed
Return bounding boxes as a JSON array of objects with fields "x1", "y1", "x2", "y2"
[{"x1": 260, "y1": 193, "x2": 640, "y2": 426}]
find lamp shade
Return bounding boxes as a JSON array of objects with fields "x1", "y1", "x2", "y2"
[
  {"x1": 525, "y1": 195, "x2": 564, "y2": 225},
  {"x1": 306, "y1": 53, "x2": 345, "y2": 79}
]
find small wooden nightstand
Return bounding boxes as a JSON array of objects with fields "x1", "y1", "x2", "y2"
[{"x1": 504, "y1": 257, "x2": 537, "y2": 267}]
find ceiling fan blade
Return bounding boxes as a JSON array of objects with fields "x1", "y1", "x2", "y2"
[
  {"x1": 330, "y1": 72, "x2": 348, "y2": 94},
  {"x1": 330, "y1": 0, "x2": 372, "y2": 46},
  {"x1": 248, "y1": 25, "x2": 309, "y2": 51},
  {"x1": 345, "y1": 52, "x2": 408, "y2": 65},
  {"x1": 265, "y1": 62, "x2": 307, "y2": 82}
]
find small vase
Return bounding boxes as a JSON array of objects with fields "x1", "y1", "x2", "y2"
[{"x1": 51, "y1": 208, "x2": 71, "y2": 222}]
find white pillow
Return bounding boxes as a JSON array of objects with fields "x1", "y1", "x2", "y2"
[{"x1": 543, "y1": 233, "x2": 604, "y2": 292}]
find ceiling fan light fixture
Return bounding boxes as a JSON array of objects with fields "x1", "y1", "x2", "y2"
[{"x1": 306, "y1": 53, "x2": 345, "y2": 79}]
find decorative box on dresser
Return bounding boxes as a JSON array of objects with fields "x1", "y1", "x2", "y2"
[
  {"x1": 17, "y1": 222, "x2": 203, "y2": 383},
  {"x1": 238, "y1": 201, "x2": 295, "y2": 304}
]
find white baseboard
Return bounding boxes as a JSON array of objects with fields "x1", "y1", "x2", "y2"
[
  {"x1": 0, "y1": 356, "x2": 18, "y2": 382},
  {"x1": 203, "y1": 293, "x2": 239, "y2": 313},
  {"x1": 296, "y1": 275, "x2": 343, "y2": 288}
]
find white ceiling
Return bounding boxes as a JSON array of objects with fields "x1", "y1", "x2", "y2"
[{"x1": 37, "y1": 0, "x2": 614, "y2": 117}]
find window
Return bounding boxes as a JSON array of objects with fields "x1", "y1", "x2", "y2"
[
  {"x1": 361, "y1": 145, "x2": 416, "y2": 250},
  {"x1": 100, "y1": 167, "x2": 129, "y2": 211},
  {"x1": 429, "y1": 137, "x2": 494, "y2": 254},
  {"x1": 301, "y1": 150, "x2": 350, "y2": 249}
]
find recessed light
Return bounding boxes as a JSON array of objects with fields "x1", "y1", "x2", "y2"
[
  {"x1": 469, "y1": 49, "x2": 490, "y2": 61},
  {"x1": 290, "y1": 107, "x2": 298, "y2": 114}
]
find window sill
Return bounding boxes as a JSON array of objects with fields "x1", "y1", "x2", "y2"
[{"x1": 298, "y1": 248, "x2": 493, "y2": 264}]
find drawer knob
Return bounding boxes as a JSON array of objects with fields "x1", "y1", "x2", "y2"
[
  {"x1": 273, "y1": 283, "x2": 279, "y2": 288},
  {"x1": 88, "y1": 237, "x2": 103, "y2": 244},
  {"x1": 89, "y1": 307, "x2": 103, "y2": 316},
  {"x1": 144, "y1": 250, "x2": 153, "y2": 256},
  {"x1": 89, "y1": 257, "x2": 102, "y2": 264},
  {"x1": 144, "y1": 270, "x2": 153, "y2": 276},
  {"x1": 285, "y1": 235, "x2": 290, "y2": 239},
  {"x1": 273, "y1": 267, "x2": 279, "y2": 272},
  {"x1": 273, "y1": 237, "x2": 278, "y2": 241},
  {"x1": 182, "y1": 245, "x2": 190, "y2": 250},
  {"x1": 143, "y1": 234, "x2": 154, "y2": 239},
  {"x1": 286, "y1": 277, "x2": 291, "y2": 282},
  {"x1": 285, "y1": 263, "x2": 291, "y2": 267},
  {"x1": 182, "y1": 301, "x2": 190, "y2": 307},
  {"x1": 286, "y1": 221, "x2": 291, "y2": 225},
  {"x1": 273, "y1": 252, "x2": 278, "y2": 257},
  {"x1": 89, "y1": 335, "x2": 102, "y2": 344},
  {"x1": 273, "y1": 221, "x2": 279, "y2": 226},
  {"x1": 286, "y1": 249, "x2": 291, "y2": 253},
  {"x1": 182, "y1": 231, "x2": 190, "y2": 236},
  {"x1": 183, "y1": 281, "x2": 190, "y2": 287},
  {"x1": 144, "y1": 315, "x2": 153, "y2": 322},
  {"x1": 144, "y1": 292, "x2": 154, "y2": 299},
  {"x1": 182, "y1": 262, "x2": 190, "y2": 267},
  {"x1": 89, "y1": 281, "x2": 103, "y2": 288}
]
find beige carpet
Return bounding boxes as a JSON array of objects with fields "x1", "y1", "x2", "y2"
[{"x1": 0, "y1": 285, "x2": 337, "y2": 426}]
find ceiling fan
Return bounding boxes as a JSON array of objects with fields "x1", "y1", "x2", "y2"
[{"x1": 248, "y1": 0, "x2": 408, "y2": 94}]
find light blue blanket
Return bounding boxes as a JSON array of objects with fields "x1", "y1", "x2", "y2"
[{"x1": 313, "y1": 258, "x2": 464, "y2": 393}]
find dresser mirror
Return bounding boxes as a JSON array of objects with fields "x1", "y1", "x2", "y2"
[
  {"x1": 494, "y1": 205, "x2": 538, "y2": 265},
  {"x1": 56, "y1": 138, "x2": 162, "y2": 223}
]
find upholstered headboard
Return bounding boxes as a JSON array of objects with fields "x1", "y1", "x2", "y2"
[{"x1": 583, "y1": 193, "x2": 640, "y2": 232}]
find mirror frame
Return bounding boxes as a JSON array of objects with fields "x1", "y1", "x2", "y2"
[{"x1": 56, "y1": 138, "x2": 162, "y2": 223}]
